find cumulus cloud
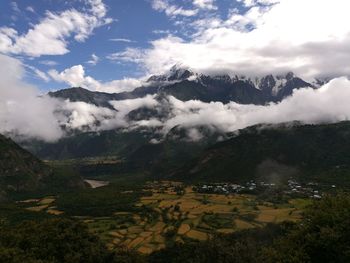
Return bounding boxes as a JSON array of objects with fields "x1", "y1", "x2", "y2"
[
  {"x1": 3, "y1": 52, "x2": 350, "y2": 143},
  {"x1": 0, "y1": 0, "x2": 111, "y2": 57},
  {"x1": 56, "y1": 101, "x2": 118, "y2": 131},
  {"x1": 133, "y1": 0, "x2": 350, "y2": 80},
  {"x1": 48, "y1": 64, "x2": 143, "y2": 93},
  {"x1": 55, "y1": 95, "x2": 160, "y2": 132},
  {"x1": 0, "y1": 54, "x2": 155, "y2": 141},
  {"x1": 0, "y1": 54, "x2": 62, "y2": 141}
]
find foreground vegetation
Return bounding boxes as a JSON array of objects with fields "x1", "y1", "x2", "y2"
[
  {"x1": 17, "y1": 181, "x2": 308, "y2": 255},
  {"x1": 1, "y1": 193, "x2": 350, "y2": 262}
]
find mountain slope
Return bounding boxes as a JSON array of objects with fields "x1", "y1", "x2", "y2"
[
  {"x1": 172, "y1": 122, "x2": 350, "y2": 184},
  {"x1": 49, "y1": 68, "x2": 313, "y2": 106},
  {"x1": 0, "y1": 134, "x2": 83, "y2": 200}
]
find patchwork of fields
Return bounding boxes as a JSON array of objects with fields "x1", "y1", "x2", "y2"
[{"x1": 20, "y1": 181, "x2": 310, "y2": 254}]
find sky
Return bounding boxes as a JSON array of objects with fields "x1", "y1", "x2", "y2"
[
  {"x1": 0, "y1": 0, "x2": 243, "y2": 92},
  {"x1": 2, "y1": 0, "x2": 350, "y2": 93},
  {"x1": 2, "y1": 0, "x2": 350, "y2": 142}
]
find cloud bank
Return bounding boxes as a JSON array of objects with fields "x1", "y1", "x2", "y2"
[
  {"x1": 2, "y1": 54, "x2": 350, "y2": 143},
  {"x1": 0, "y1": 54, "x2": 63, "y2": 141},
  {"x1": 48, "y1": 65, "x2": 143, "y2": 93},
  {"x1": 124, "y1": 0, "x2": 350, "y2": 80},
  {"x1": 0, "y1": 0, "x2": 111, "y2": 57}
]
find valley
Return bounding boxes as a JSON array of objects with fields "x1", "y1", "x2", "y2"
[
  {"x1": 1, "y1": 0, "x2": 350, "y2": 261},
  {"x1": 2, "y1": 120, "x2": 350, "y2": 261},
  {"x1": 12, "y1": 180, "x2": 309, "y2": 255}
]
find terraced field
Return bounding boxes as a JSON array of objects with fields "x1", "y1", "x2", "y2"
[
  {"x1": 97, "y1": 182, "x2": 305, "y2": 254},
  {"x1": 18, "y1": 182, "x2": 309, "y2": 255}
]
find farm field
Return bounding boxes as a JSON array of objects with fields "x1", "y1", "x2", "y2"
[{"x1": 17, "y1": 181, "x2": 310, "y2": 255}]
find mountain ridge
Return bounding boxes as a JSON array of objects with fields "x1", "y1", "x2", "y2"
[
  {"x1": 171, "y1": 121, "x2": 350, "y2": 184},
  {"x1": 49, "y1": 68, "x2": 314, "y2": 107},
  {"x1": 0, "y1": 134, "x2": 84, "y2": 200}
]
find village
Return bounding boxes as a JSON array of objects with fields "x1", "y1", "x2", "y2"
[{"x1": 194, "y1": 178, "x2": 338, "y2": 199}]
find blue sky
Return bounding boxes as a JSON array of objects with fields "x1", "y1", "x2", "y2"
[
  {"x1": 1, "y1": 0, "x2": 348, "y2": 93},
  {"x1": 0, "y1": 0, "x2": 244, "y2": 91},
  {"x1": 1, "y1": 0, "x2": 350, "y2": 142}
]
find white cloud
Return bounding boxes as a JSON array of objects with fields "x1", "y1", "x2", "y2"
[
  {"x1": 138, "y1": 0, "x2": 350, "y2": 80},
  {"x1": 109, "y1": 38, "x2": 135, "y2": 43},
  {"x1": 0, "y1": 0, "x2": 112, "y2": 57},
  {"x1": 56, "y1": 101, "x2": 118, "y2": 131},
  {"x1": 152, "y1": 29, "x2": 171, "y2": 35},
  {"x1": 0, "y1": 54, "x2": 62, "y2": 141},
  {"x1": 26, "y1": 65, "x2": 50, "y2": 82},
  {"x1": 39, "y1": 60, "x2": 59, "y2": 66},
  {"x1": 117, "y1": 77, "x2": 349, "y2": 138},
  {"x1": 193, "y1": 0, "x2": 217, "y2": 10},
  {"x1": 4, "y1": 52, "x2": 350, "y2": 143},
  {"x1": 238, "y1": 0, "x2": 280, "y2": 8},
  {"x1": 87, "y1": 53, "x2": 99, "y2": 66},
  {"x1": 48, "y1": 64, "x2": 143, "y2": 93},
  {"x1": 26, "y1": 6, "x2": 35, "y2": 13},
  {"x1": 56, "y1": 95, "x2": 160, "y2": 131},
  {"x1": 106, "y1": 48, "x2": 145, "y2": 63},
  {"x1": 151, "y1": 0, "x2": 198, "y2": 17},
  {"x1": 11, "y1": 2, "x2": 20, "y2": 13}
]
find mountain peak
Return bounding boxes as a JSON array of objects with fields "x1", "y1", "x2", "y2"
[{"x1": 147, "y1": 64, "x2": 195, "y2": 83}]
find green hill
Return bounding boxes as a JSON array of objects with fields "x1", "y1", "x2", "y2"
[
  {"x1": 173, "y1": 122, "x2": 350, "y2": 185},
  {"x1": 0, "y1": 134, "x2": 83, "y2": 200}
]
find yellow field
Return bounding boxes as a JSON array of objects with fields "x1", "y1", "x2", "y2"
[
  {"x1": 185, "y1": 230, "x2": 208, "y2": 241},
  {"x1": 100, "y1": 182, "x2": 305, "y2": 254},
  {"x1": 20, "y1": 181, "x2": 305, "y2": 255}
]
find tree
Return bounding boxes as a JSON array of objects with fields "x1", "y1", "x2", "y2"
[{"x1": 0, "y1": 218, "x2": 114, "y2": 263}]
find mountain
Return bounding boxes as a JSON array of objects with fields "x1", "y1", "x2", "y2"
[
  {"x1": 25, "y1": 125, "x2": 227, "y2": 176},
  {"x1": 172, "y1": 121, "x2": 350, "y2": 184},
  {"x1": 0, "y1": 134, "x2": 83, "y2": 200},
  {"x1": 49, "y1": 67, "x2": 313, "y2": 107}
]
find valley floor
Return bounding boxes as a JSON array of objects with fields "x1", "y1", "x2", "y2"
[{"x1": 18, "y1": 181, "x2": 310, "y2": 255}]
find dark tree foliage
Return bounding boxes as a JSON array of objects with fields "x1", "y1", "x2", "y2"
[
  {"x1": 149, "y1": 194, "x2": 350, "y2": 263},
  {"x1": 0, "y1": 218, "x2": 114, "y2": 263},
  {"x1": 149, "y1": 223, "x2": 290, "y2": 263},
  {"x1": 55, "y1": 184, "x2": 150, "y2": 216},
  {"x1": 2, "y1": 194, "x2": 350, "y2": 263},
  {"x1": 175, "y1": 121, "x2": 350, "y2": 184},
  {"x1": 261, "y1": 193, "x2": 350, "y2": 263}
]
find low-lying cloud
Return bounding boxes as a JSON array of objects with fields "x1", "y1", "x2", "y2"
[
  {"x1": 154, "y1": 77, "x2": 350, "y2": 135},
  {"x1": 2, "y1": 53, "x2": 350, "y2": 143},
  {"x1": 0, "y1": 54, "x2": 63, "y2": 141}
]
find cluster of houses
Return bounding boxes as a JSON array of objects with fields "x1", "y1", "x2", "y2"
[
  {"x1": 195, "y1": 178, "x2": 337, "y2": 199},
  {"x1": 284, "y1": 179, "x2": 334, "y2": 199},
  {"x1": 195, "y1": 181, "x2": 267, "y2": 194}
]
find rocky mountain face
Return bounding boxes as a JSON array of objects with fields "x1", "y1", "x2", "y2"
[
  {"x1": 35, "y1": 67, "x2": 315, "y2": 168},
  {"x1": 49, "y1": 66, "x2": 313, "y2": 106}
]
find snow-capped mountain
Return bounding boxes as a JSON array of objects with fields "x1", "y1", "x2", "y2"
[
  {"x1": 143, "y1": 65, "x2": 313, "y2": 103},
  {"x1": 50, "y1": 65, "x2": 314, "y2": 107}
]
